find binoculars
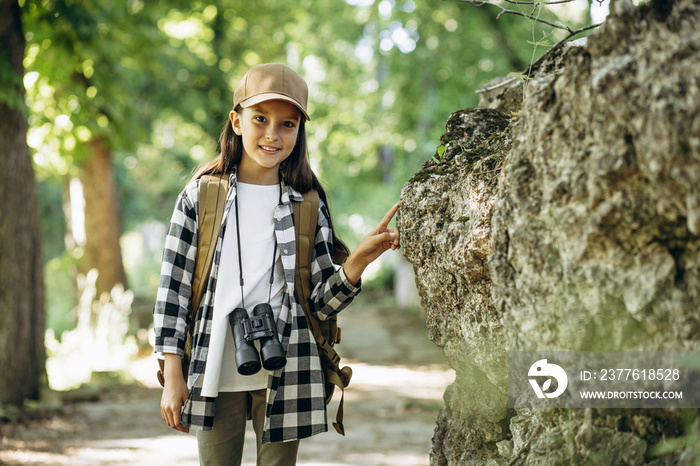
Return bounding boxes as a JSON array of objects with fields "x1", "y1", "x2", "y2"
[{"x1": 228, "y1": 304, "x2": 286, "y2": 375}]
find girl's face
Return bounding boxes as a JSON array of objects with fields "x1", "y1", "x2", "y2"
[{"x1": 230, "y1": 100, "x2": 302, "y2": 185}]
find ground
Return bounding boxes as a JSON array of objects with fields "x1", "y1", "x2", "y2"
[{"x1": 0, "y1": 292, "x2": 453, "y2": 466}]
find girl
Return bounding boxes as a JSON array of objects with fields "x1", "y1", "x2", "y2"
[{"x1": 154, "y1": 63, "x2": 400, "y2": 466}]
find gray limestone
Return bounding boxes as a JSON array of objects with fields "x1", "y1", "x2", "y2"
[{"x1": 399, "y1": 0, "x2": 700, "y2": 463}]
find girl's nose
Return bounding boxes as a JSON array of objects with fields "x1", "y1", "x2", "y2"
[{"x1": 265, "y1": 126, "x2": 278, "y2": 141}]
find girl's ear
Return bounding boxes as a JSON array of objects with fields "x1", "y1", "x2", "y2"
[{"x1": 230, "y1": 110, "x2": 242, "y2": 136}]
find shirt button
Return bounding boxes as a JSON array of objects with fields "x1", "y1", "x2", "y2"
[{"x1": 283, "y1": 249, "x2": 288, "y2": 254}]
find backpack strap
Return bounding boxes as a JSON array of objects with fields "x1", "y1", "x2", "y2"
[
  {"x1": 293, "y1": 190, "x2": 319, "y2": 307},
  {"x1": 192, "y1": 174, "x2": 229, "y2": 313},
  {"x1": 186, "y1": 174, "x2": 229, "y2": 359},
  {"x1": 293, "y1": 190, "x2": 352, "y2": 435},
  {"x1": 158, "y1": 174, "x2": 229, "y2": 387}
]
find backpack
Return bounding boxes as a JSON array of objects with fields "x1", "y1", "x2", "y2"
[{"x1": 157, "y1": 173, "x2": 352, "y2": 435}]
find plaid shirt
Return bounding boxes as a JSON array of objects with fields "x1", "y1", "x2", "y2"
[{"x1": 153, "y1": 171, "x2": 361, "y2": 442}]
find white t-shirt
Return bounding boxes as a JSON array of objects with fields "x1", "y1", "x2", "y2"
[{"x1": 200, "y1": 182, "x2": 285, "y2": 397}]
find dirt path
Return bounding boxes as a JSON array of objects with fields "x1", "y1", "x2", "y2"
[{"x1": 1, "y1": 293, "x2": 453, "y2": 465}]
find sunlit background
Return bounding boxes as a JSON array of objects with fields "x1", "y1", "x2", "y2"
[
  {"x1": 20, "y1": 0, "x2": 605, "y2": 392},
  {"x1": 0, "y1": 0, "x2": 614, "y2": 464}
]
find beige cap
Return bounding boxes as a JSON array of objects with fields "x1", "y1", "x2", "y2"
[{"x1": 233, "y1": 63, "x2": 310, "y2": 121}]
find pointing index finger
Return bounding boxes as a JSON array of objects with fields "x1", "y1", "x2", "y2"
[{"x1": 378, "y1": 203, "x2": 399, "y2": 229}]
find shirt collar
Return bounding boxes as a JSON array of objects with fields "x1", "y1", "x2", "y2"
[
  {"x1": 281, "y1": 178, "x2": 304, "y2": 204},
  {"x1": 228, "y1": 168, "x2": 304, "y2": 205}
]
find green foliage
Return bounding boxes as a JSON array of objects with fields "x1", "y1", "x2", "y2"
[
  {"x1": 508, "y1": 71, "x2": 530, "y2": 82},
  {"x1": 19, "y1": 0, "x2": 597, "y2": 321},
  {"x1": 37, "y1": 179, "x2": 66, "y2": 260},
  {"x1": 44, "y1": 254, "x2": 77, "y2": 340},
  {"x1": 23, "y1": 0, "x2": 215, "y2": 174},
  {"x1": 433, "y1": 140, "x2": 454, "y2": 164}
]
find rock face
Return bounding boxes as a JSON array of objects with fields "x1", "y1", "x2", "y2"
[
  {"x1": 400, "y1": 108, "x2": 512, "y2": 464},
  {"x1": 398, "y1": 0, "x2": 700, "y2": 464}
]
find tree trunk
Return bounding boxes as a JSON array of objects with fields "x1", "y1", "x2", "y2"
[
  {"x1": 79, "y1": 138, "x2": 128, "y2": 298},
  {"x1": 0, "y1": 0, "x2": 46, "y2": 405}
]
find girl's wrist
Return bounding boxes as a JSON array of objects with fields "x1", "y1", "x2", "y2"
[
  {"x1": 163, "y1": 353, "x2": 184, "y2": 378},
  {"x1": 343, "y1": 253, "x2": 365, "y2": 286}
]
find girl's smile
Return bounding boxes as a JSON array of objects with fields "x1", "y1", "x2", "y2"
[{"x1": 230, "y1": 100, "x2": 301, "y2": 185}]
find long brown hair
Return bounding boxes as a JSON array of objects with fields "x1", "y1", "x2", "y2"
[{"x1": 192, "y1": 112, "x2": 350, "y2": 263}]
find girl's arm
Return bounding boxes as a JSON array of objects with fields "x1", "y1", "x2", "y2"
[
  {"x1": 153, "y1": 187, "x2": 198, "y2": 357},
  {"x1": 309, "y1": 202, "x2": 400, "y2": 319},
  {"x1": 153, "y1": 186, "x2": 199, "y2": 433}
]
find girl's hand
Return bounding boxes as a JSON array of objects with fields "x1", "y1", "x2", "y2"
[
  {"x1": 343, "y1": 203, "x2": 400, "y2": 285},
  {"x1": 160, "y1": 353, "x2": 190, "y2": 433}
]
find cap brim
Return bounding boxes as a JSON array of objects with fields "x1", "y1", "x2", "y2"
[{"x1": 239, "y1": 93, "x2": 310, "y2": 121}]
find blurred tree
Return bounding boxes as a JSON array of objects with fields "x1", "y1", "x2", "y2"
[
  {"x1": 0, "y1": 0, "x2": 45, "y2": 405},
  {"x1": 24, "y1": 0, "x2": 218, "y2": 297},
  {"x1": 23, "y1": 0, "x2": 594, "y2": 339}
]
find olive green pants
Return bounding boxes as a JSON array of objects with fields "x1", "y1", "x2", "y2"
[{"x1": 196, "y1": 389, "x2": 300, "y2": 466}]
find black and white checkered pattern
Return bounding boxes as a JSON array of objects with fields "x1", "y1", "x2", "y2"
[{"x1": 153, "y1": 171, "x2": 361, "y2": 442}]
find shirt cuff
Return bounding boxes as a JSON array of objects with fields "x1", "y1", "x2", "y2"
[
  {"x1": 338, "y1": 265, "x2": 362, "y2": 294},
  {"x1": 154, "y1": 340, "x2": 186, "y2": 358}
]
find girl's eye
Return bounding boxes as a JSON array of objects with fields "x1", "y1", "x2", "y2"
[
  {"x1": 283, "y1": 121, "x2": 296, "y2": 128},
  {"x1": 254, "y1": 116, "x2": 266, "y2": 123}
]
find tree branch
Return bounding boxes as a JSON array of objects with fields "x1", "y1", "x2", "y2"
[
  {"x1": 450, "y1": 0, "x2": 574, "y2": 33},
  {"x1": 474, "y1": 21, "x2": 603, "y2": 95},
  {"x1": 450, "y1": 0, "x2": 605, "y2": 94},
  {"x1": 523, "y1": 22, "x2": 602, "y2": 75},
  {"x1": 503, "y1": 0, "x2": 578, "y2": 5}
]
